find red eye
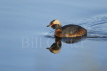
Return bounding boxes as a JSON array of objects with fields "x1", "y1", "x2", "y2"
[
  {"x1": 51, "y1": 49, "x2": 54, "y2": 51},
  {"x1": 52, "y1": 23, "x2": 54, "y2": 25}
]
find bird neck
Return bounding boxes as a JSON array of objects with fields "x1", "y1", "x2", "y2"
[{"x1": 55, "y1": 25, "x2": 62, "y2": 30}]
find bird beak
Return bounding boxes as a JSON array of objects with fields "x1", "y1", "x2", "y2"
[
  {"x1": 47, "y1": 24, "x2": 51, "y2": 27},
  {"x1": 46, "y1": 48, "x2": 50, "y2": 49}
]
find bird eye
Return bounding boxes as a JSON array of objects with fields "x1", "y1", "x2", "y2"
[{"x1": 52, "y1": 23, "x2": 54, "y2": 25}]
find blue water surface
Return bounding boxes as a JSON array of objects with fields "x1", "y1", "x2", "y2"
[{"x1": 0, "y1": 0, "x2": 107, "y2": 71}]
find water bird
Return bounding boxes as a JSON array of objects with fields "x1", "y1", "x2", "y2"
[{"x1": 47, "y1": 19, "x2": 87, "y2": 37}]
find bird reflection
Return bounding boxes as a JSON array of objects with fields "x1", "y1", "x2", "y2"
[
  {"x1": 46, "y1": 36, "x2": 62, "y2": 54},
  {"x1": 46, "y1": 36, "x2": 86, "y2": 54},
  {"x1": 62, "y1": 36, "x2": 86, "y2": 44}
]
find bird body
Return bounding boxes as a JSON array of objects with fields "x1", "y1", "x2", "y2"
[{"x1": 47, "y1": 19, "x2": 87, "y2": 37}]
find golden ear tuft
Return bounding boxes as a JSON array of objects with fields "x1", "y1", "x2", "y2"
[{"x1": 53, "y1": 19, "x2": 61, "y2": 25}]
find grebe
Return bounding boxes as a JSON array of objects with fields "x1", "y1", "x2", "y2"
[{"x1": 47, "y1": 19, "x2": 87, "y2": 37}]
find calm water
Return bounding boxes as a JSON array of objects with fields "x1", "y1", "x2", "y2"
[{"x1": 0, "y1": 0, "x2": 107, "y2": 71}]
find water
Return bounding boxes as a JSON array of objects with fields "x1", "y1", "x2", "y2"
[{"x1": 0, "y1": 0, "x2": 107, "y2": 71}]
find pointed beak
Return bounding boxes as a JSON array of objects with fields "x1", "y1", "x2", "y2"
[
  {"x1": 46, "y1": 48, "x2": 50, "y2": 49},
  {"x1": 47, "y1": 24, "x2": 51, "y2": 27}
]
